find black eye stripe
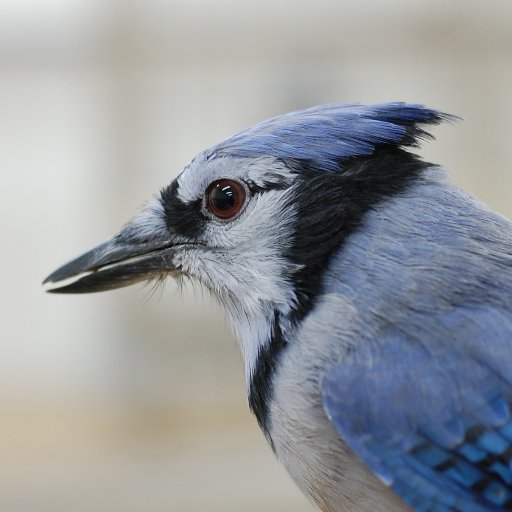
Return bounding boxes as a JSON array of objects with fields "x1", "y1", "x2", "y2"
[{"x1": 160, "y1": 181, "x2": 204, "y2": 238}]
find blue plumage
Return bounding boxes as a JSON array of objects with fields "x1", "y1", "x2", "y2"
[
  {"x1": 323, "y1": 337, "x2": 512, "y2": 510},
  {"x1": 209, "y1": 103, "x2": 453, "y2": 170},
  {"x1": 314, "y1": 140, "x2": 512, "y2": 510}
]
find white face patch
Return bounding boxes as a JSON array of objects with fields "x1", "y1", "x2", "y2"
[
  {"x1": 176, "y1": 154, "x2": 296, "y2": 204},
  {"x1": 167, "y1": 156, "x2": 301, "y2": 385}
]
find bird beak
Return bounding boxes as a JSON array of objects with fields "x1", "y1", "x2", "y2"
[{"x1": 43, "y1": 210, "x2": 184, "y2": 294}]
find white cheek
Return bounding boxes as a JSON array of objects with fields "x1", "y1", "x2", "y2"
[
  {"x1": 207, "y1": 189, "x2": 294, "y2": 247},
  {"x1": 175, "y1": 189, "x2": 299, "y2": 384}
]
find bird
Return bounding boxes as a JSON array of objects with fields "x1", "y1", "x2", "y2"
[{"x1": 44, "y1": 103, "x2": 512, "y2": 512}]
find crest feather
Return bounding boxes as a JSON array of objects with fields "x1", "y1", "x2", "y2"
[{"x1": 209, "y1": 103, "x2": 456, "y2": 171}]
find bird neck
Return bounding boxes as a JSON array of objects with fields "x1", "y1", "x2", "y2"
[
  {"x1": 221, "y1": 295, "x2": 292, "y2": 437},
  {"x1": 247, "y1": 310, "x2": 290, "y2": 438}
]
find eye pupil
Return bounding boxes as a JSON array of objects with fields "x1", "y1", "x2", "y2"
[
  {"x1": 215, "y1": 186, "x2": 235, "y2": 210},
  {"x1": 206, "y1": 179, "x2": 246, "y2": 219}
]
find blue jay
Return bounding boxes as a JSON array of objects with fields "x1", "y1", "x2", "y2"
[{"x1": 45, "y1": 103, "x2": 512, "y2": 512}]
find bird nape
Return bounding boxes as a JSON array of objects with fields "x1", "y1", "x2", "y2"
[{"x1": 44, "y1": 103, "x2": 512, "y2": 512}]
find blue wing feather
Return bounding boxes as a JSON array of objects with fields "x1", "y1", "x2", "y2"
[{"x1": 322, "y1": 307, "x2": 512, "y2": 511}]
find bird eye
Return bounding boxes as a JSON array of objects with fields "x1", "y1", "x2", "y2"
[{"x1": 205, "y1": 179, "x2": 247, "y2": 220}]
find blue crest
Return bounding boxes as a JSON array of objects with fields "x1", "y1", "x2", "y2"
[{"x1": 209, "y1": 103, "x2": 454, "y2": 171}]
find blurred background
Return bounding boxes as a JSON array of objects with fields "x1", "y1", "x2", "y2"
[{"x1": 1, "y1": 0, "x2": 511, "y2": 510}]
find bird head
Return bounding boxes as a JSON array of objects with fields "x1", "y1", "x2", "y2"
[{"x1": 44, "y1": 103, "x2": 450, "y2": 381}]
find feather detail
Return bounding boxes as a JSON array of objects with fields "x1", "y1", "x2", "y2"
[{"x1": 209, "y1": 103, "x2": 457, "y2": 171}]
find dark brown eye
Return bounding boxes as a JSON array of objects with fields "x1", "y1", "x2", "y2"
[{"x1": 205, "y1": 179, "x2": 247, "y2": 220}]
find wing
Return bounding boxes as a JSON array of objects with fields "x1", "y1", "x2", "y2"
[{"x1": 322, "y1": 306, "x2": 512, "y2": 512}]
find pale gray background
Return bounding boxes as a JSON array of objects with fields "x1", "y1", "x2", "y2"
[{"x1": 1, "y1": 0, "x2": 511, "y2": 511}]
